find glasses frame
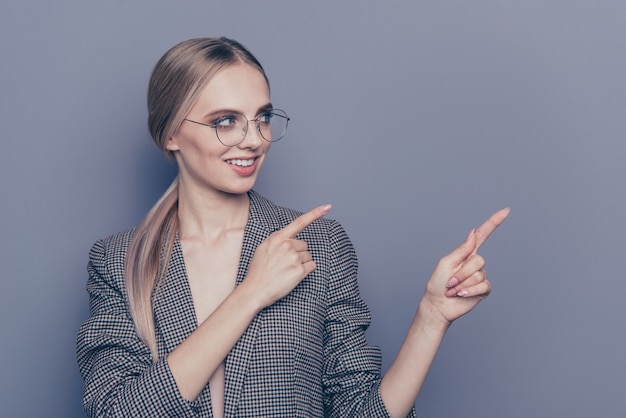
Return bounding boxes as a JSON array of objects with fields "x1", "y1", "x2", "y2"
[{"x1": 183, "y1": 109, "x2": 290, "y2": 147}]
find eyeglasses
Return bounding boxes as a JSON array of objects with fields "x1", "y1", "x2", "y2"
[{"x1": 183, "y1": 109, "x2": 290, "y2": 147}]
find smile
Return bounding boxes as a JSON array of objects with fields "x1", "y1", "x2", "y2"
[{"x1": 226, "y1": 158, "x2": 255, "y2": 167}]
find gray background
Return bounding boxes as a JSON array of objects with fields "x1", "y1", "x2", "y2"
[{"x1": 1, "y1": 1, "x2": 625, "y2": 417}]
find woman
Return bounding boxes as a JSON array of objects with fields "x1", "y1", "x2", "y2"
[{"x1": 77, "y1": 37, "x2": 508, "y2": 417}]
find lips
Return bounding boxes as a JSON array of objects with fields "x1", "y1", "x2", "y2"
[{"x1": 224, "y1": 157, "x2": 261, "y2": 177}]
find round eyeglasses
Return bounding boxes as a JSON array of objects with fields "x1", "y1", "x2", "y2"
[{"x1": 183, "y1": 109, "x2": 290, "y2": 147}]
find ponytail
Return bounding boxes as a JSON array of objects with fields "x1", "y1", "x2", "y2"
[{"x1": 125, "y1": 177, "x2": 179, "y2": 361}]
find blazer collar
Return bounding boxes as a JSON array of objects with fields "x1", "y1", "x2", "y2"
[
  {"x1": 152, "y1": 238, "x2": 196, "y2": 357},
  {"x1": 225, "y1": 190, "x2": 274, "y2": 415},
  {"x1": 246, "y1": 189, "x2": 284, "y2": 237}
]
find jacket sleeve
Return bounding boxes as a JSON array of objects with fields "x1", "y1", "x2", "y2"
[
  {"x1": 76, "y1": 238, "x2": 201, "y2": 417},
  {"x1": 322, "y1": 220, "x2": 417, "y2": 418}
]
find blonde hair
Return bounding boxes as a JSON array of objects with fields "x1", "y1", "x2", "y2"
[{"x1": 125, "y1": 37, "x2": 268, "y2": 360}]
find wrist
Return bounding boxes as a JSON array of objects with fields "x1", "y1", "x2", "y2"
[
  {"x1": 415, "y1": 297, "x2": 451, "y2": 334},
  {"x1": 232, "y1": 281, "x2": 266, "y2": 314}
]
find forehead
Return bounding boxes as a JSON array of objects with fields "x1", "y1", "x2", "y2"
[{"x1": 192, "y1": 63, "x2": 270, "y2": 114}]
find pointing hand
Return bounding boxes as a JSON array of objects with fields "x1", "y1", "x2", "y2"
[
  {"x1": 244, "y1": 204, "x2": 332, "y2": 309},
  {"x1": 423, "y1": 208, "x2": 510, "y2": 324}
]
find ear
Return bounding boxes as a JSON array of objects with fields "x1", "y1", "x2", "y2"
[{"x1": 165, "y1": 136, "x2": 180, "y2": 152}]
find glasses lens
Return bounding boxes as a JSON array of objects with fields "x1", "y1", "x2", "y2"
[
  {"x1": 259, "y1": 109, "x2": 289, "y2": 142},
  {"x1": 215, "y1": 113, "x2": 247, "y2": 146}
]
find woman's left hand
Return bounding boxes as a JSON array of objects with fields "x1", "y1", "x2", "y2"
[{"x1": 422, "y1": 208, "x2": 510, "y2": 325}]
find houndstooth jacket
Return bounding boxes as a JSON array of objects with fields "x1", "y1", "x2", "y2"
[{"x1": 77, "y1": 190, "x2": 417, "y2": 417}]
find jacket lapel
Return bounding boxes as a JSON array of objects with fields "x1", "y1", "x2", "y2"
[
  {"x1": 152, "y1": 238, "x2": 198, "y2": 358},
  {"x1": 224, "y1": 191, "x2": 282, "y2": 417}
]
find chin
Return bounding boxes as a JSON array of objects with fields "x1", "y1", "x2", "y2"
[{"x1": 223, "y1": 180, "x2": 257, "y2": 196}]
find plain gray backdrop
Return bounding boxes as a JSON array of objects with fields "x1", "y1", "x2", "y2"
[{"x1": 1, "y1": 1, "x2": 625, "y2": 417}]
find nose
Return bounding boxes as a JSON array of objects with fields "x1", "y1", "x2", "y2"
[{"x1": 238, "y1": 121, "x2": 263, "y2": 148}]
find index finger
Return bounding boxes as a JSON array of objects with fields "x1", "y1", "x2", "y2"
[
  {"x1": 278, "y1": 204, "x2": 332, "y2": 239},
  {"x1": 474, "y1": 207, "x2": 510, "y2": 251}
]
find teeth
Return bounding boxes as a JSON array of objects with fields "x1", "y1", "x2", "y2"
[{"x1": 227, "y1": 159, "x2": 254, "y2": 167}]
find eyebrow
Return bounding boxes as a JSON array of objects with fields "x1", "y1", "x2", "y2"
[{"x1": 200, "y1": 103, "x2": 274, "y2": 120}]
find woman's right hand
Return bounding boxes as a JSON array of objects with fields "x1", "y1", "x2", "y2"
[{"x1": 243, "y1": 204, "x2": 332, "y2": 309}]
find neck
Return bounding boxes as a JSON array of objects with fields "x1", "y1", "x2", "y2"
[{"x1": 176, "y1": 185, "x2": 251, "y2": 241}]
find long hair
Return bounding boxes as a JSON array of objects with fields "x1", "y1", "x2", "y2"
[{"x1": 125, "y1": 37, "x2": 268, "y2": 361}]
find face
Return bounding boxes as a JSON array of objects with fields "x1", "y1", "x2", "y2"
[{"x1": 166, "y1": 63, "x2": 272, "y2": 199}]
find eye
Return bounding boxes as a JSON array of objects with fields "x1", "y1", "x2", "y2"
[
  {"x1": 257, "y1": 111, "x2": 273, "y2": 126},
  {"x1": 212, "y1": 114, "x2": 239, "y2": 130}
]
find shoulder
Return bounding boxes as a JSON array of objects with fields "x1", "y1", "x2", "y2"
[
  {"x1": 89, "y1": 228, "x2": 137, "y2": 260},
  {"x1": 89, "y1": 228, "x2": 136, "y2": 267},
  {"x1": 83, "y1": 228, "x2": 140, "y2": 303}
]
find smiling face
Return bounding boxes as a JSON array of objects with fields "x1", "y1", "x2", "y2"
[{"x1": 166, "y1": 63, "x2": 272, "y2": 199}]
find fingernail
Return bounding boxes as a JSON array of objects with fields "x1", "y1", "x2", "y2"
[
  {"x1": 320, "y1": 204, "x2": 332, "y2": 213},
  {"x1": 457, "y1": 289, "x2": 469, "y2": 297},
  {"x1": 445, "y1": 288, "x2": 458, "y2": 297},
  {"x1": 446, "y1": 277, "x2": 459, "y2": 288},
  {"x1": 466, "y1": 229, "x2": 476, "y2": 242}
]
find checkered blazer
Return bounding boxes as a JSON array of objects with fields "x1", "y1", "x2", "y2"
[{"x1": 77, "y1": 190, "x2": 417, "y2": 417}]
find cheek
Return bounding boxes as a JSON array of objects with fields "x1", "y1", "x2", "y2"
[
  {"x1": 175, "y1": 130, "x2": 224, "y2": 155},
  {"x1": 170, "y1": 137, "x2": 227, "y2": 172}
]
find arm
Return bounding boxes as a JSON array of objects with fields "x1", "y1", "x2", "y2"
[
  {"x1": 77, "y1": 239, "x2": 201, "y2": 417},
  {"x1": 322, "y1": 220, "x2": 417, "y2": 418},
  {"x1": 380, "y1": 208, "x2": 510, "y2": 417}
]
